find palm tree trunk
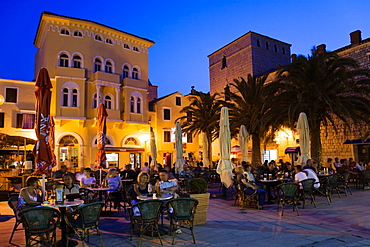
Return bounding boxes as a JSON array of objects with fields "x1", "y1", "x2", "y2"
[
  {"x1": 310, "y1": 123, "x2": 322, "y2": 164},
  {"x1": 251, "y1": 133, "x2": 261, "y2": 167}
]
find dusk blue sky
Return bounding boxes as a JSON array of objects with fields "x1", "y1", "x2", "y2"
[{"x1": 1, "y1": 0, "x2": 369, "y2": 97}]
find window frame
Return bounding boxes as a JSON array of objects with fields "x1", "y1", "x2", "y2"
[
  {"x1": 105, "y1": 61, "x2": 113, "y2": 73},
  {"x1": 105, "y1": 94, "x2": 113, "y2": 109},
  {"x1": 62, "y1": 87, "x2": 69, "y2": 107},
  {"x1": 16, "y1": 113, "x2": 35, "y2": 129},
  {"x1": 132, "y1": 67, "x2": 139, "y2": 80},
  {"x1": 72, "y1": 55, "x2": 82, "y2": 68},
  {"x1": 59, "y1": 54, "x2": 69, "y2": 67},
  {"x1": 175, "y1": 96, "x2": 182, "y2": 106},
  {"x1": 95, "y1": 34, "x2": 103, "y2": 41},
  {"x1": 5, "y1": 87, "x2": 18, "y2": 104},
  {"x1": 60, "y1": 28, "x2": 70, "y2": 36},
  {"x1": 94, "y1": 58, "x2": 102, "y2": 72},
  {"x1": 0, "y1": 112, "x2": 4, "y2": 128},
  {"x1": 163, "y1": 108, "x2": 171, "y2": 121},
  {"x1": 163, "y1": 131, "x2": 171, "y2": 143},
  {"x1": 123, "y1": 65, "x2": 130, "y2": 78},
  {"x1": 73, "y1": 30, "x2": 83, "y2": 37}
]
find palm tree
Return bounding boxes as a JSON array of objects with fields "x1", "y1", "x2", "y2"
[
  {"x1": 177, "y1": 92, "x2": 222, "y2": 164},
  {"x1": 226, "y1": 74, "x2": 283, "y2": 166},
  {"x1": 268, "y1": 48, "x2": 370, "y2": 163}
]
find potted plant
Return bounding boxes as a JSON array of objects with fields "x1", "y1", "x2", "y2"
[{"x1": 189, "y1": 178, "x2": 210, "y2": 225}]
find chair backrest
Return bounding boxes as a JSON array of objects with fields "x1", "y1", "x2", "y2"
[
  {"x1": 362, "y1": 170, "x2": 370, "y2": 180},
  {"x1": 8, "y1": 196, "x2": 20, "y2": 219},
  {"x1": 134, "y1": 199, "x2": 163, "y2": 221},
  {"x1": 167, "y1": 198, "x2": 198, "y2": 219},
  {"x1": 300, "y1": 178, "x2": 315, "y2": 193},
  {"x1": 19, "y1": 207, "x2": 60, "y2": 232},
  {"x1": 278, "y1": 182, "x2": 299, "y2": 197},
  {"x1": 328, "y1": 173, "x2": 339, "y2": 185},
  {"x1": 342, "y1": 172, "x2": 351, "y2": 183},
  {"x1": 77, "y1": 202, "x2": 105, "y2": 227}
]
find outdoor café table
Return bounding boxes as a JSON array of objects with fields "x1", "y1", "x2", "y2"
[
  {"x1": 258, "y1": 179, "x2": 282, "y2": 204},
  {"x1": 42, "y1": 199, "x2": 84, "y2": 246},
  {"x1": 137, "y1": 193, "x2": 173, "y2": 201},
  {"x1": 87, "y1": 187, "x2": 113, "y2": 201}
]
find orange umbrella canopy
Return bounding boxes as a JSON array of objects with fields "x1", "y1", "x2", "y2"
[
  {"x1": 95, "y1": 103, "x2": 108, "y2": 169},
  {"x1": 33, "y1": 68, "x2": 54, "y2": 174}
]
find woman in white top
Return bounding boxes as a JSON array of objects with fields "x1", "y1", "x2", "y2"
[
  {"x1": 80, "y1": 168, "x2": 96, "y2": 188},
  {"x1": 18, "y1": 177, "x2": 43, "y2": 210}
]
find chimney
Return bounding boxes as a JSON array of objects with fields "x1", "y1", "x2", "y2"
[
  {"x1": 291, "y1": 54, "x2": 297, "y2": 62},
  {"x1": 317, "y1": 44, "x2": 326, "y2": 54},
  {"x1": 190, "y1": 86, "x2": 196, "y2": 95},
  {"x1": 350, "y1": 30, "x2": 362, "y2": 45}
]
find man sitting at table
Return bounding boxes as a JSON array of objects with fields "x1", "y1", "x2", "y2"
[
  {"x1": 303, "y1": 166, "x2": 320, "y2": 188},
  {"x1": 294, "y1": 165, "x2": 308, "y2": 187},
  {"x1": 263, "y1": 162, "x2": 277, "y2": 179},
  {"x1": 63, "y1": 173, "x2": 81, "y2": 199},
  {"x1": 179, "y1": 164, "x2": 195, "y2": 178},
  {"x1": 54, "y1": 165, "x2": 68, "y2": 179},
  {"x1": 157, "y1": 169, "x2": 178, "y2": 198}
]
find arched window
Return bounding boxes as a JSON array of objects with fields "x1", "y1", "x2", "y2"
[
  {"x1": 95, "y1": 34, "x2": 103, "y2": 41},
  {"x1": 59, "y1": 54, "x2": 69, "y2": 67},
  {"x1": 105, "y1": 61, "x2": 113, "y2": 73},
  {"x1": 266, "y1": 42, "x2": 270, "y2": 50},
  {"x1": 72, "y1": 89, "x2": 78, "y2": 107},
  {"x1": 133, "y1": 46, "x2": 139, "y2": 52},
  {"x1": 94, "y1": 58, "x2": 102, "y2": 72},
  {"x1": 73, "y1": 55, "x2": 82, "y2": 68},
  {"x1": 93, "y1": 93, "x2": 98, "y2": 109},
  {"x1": 73, "y1": 30, "x2": 82, "y2": 37},
  {"x1": 274, "y1": 44, "x2": 278, "y2": 52},
  {"x1": 60, "y1": 28, "x2": 70, "y2": 35},
  {"x1": 62, "y1": 88, "x2": 69, "y2": 106},
  {"x1": 282, "y1": 47, "x2": 286, "y2": 55},
  {"x1": 124, "y1": 137, "x2": 138, "y2": 146},
  {"x1": 130, "y1": 96, "x2": 135, "y2": 113},
  {"x1": 132, "y1": 67, "x2": 139, "y2": 79},
  {"x1": 123, "y1": 65, "x2": 129, "y2": 78},
  {"x1": 106, "y1": 38, "x2": 113, "y2": 44},
  {"x1": 105, "y1": 95, "x2": 112, "y2": 109},
  {"x1": 123, "y1": 43, "x2": 130, "y2": 49},
  {"x1": 256, "y1": 39, "x2": 260, "y2": 47},
  {"x1": 136, "y1": 97, "x2": 141, "y2": 114}
]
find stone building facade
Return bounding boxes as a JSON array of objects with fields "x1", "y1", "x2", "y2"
[{"x1": 208, "y1": 31, "x2": 291, "y2": 95}]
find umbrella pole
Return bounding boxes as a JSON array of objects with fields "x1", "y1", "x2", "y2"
[
  {"x1": 100, "y1": 168, "x2": 102, "y2": 187},
  {"x1": 42, "y1": 174, "x2": 46, "y2": 201}
]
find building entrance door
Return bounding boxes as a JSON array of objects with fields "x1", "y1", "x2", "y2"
[{"x1": 59, "y1": 135, "x2": 79, "y2": 171}]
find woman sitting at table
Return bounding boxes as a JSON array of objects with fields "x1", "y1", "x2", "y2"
[
  {"x1": 105, "y1": 168, "x2": 122, "y2": 209},
  {"x1": 80, "y1": 168, "x2": 96, "y2": 188},
  {"x1": 133, "y1": 172, "x2": 150, "y2": 200},
  {"x1": 235, "y1": 167, "x2": 266, "y2": 209},
  {"x1": 18, "y1": 177, "x2": 43, "y2": 210}
]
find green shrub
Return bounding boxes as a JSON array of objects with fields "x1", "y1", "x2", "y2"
[{"x1": 189, "y1": 178, "x2": 208, "y2": 194}]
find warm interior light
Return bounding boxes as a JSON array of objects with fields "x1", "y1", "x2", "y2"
[{"x1": 0, "y1": 95, "x2": 4, "y2": 105}]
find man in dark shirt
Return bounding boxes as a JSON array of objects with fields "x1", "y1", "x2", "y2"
[
  {"x1": 121, "y1": 164, "x2": 137, "y2": 183},
  {"x1": 55, "y1": 165, "x2": 67, "y2": 179},
  {"x1": 263, "y1": 162, "x2": 277, "y2": 179}
]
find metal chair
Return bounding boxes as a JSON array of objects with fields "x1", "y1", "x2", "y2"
[
  {"x1": 234, "y1": 180, "x2": 259, "y2": 209},
  {"x1": 362, "y1": 170, "x2": 370, "y2": 190},
  {"x1": 8, "y1": 196, "x2": 24, "y2": 243},
  {"x1": 166, "y1": 198, "x2": 199, "y2": 245},
  {"x1": 299, "y1": 178, "x2": 316, "y2": 208},
  {"x1": 64, "y1": 202, "x2": 105, "y2": 247},
  {"x1": 19, "y1": 206, "x2": 60, "y2": 247},
  {"x1": 277, "y1": 182, "x2": 300, "y2": 216},
  {"x1": 327, "y1": 173, "x2": 342, "y2": 198},
  {"x1": 338, "y1": 172, "x2": 352, "y2": 195},
  {"x1": 129, "y1": 199, "x2": 163, "y2": 247}
]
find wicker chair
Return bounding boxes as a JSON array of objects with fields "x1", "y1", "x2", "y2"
[
  {"x1": 19, "y1": 207, "x2": 60, "y2": 247},
  {"x1": 79, "y1": 188, "x2": 97, "y2": 204},
  {"x1": 8, "y1": 196, "x2": 23, "y2": 244},
  {"x1": 314, "y1": 176, "x2": 332, "y2": 204},
  {"x1": 277, "y1": 182, "x2": 300, "y2": 216},
  {"x1": 299, "y1": 178, "x2": 316, "y2": 208},
  {"x1": 327, "y1": 173, "x2": 342, "y2": 198},
  {"x1": 166, "y1": 198, "x2": 199, "y2": 245},
  {"x1": 129, "y1": 199, "x2": 163, "y2": 247},
  {"x1": 338, "y1": 172, "x2": 352, "y2": 196},
  {"x1": 234, "y1": 180, "x2": 259, "y2": 209},
  {"x1": 64, "y1": 202, "x2": 105, "y2": 247},
  {"x1": 361, "y1": 170, "x2": 370, "y2": 190}
]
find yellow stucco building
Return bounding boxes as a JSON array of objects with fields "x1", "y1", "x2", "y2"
[{"x1": 0, "y1": 12, "x2": 199, "y2": 171}]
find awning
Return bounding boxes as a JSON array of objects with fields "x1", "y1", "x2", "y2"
[
  {"x1": 105, "y1": 147, "x2": 145, "y2": 152},
  {"x1": 285, "y1": 147, "x2": 300, "y2": 154},
  {"x1": 343, "y1": 139, "x2": 370, "y2": 145},
  {"x1": 0, "y1": 134, "x2": 36, "y2": 148}
]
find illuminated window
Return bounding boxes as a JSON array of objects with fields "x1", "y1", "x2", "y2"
[
  {"x1": 125, "y1": 137, "x2": 138, "y2": 146},
  {"x1": 73, "y1": 30, "x2": 82, "y2": 37},
  {"x1": 73, "y1": 55, "x2": 81, "y2": 68},
  {"x1": 62, "y1": 88, "x2": 69, "y2": 106},
  {"x1": 94, "y1": 58, "x2": 102, "y2": 72},
  {"x1": 106, "y1": 38, "x2": 113, "y2": 44},
  {"x1": 95, "y1": 34, "x2": 103, "y2": 41},
  {"x1": 105, "y1": 95, "x2": 112, "y2": 109},
  {"x1": 105, "y1": 61, "x2": 113, "y2": 73},
  {"x1": 16, "y1": 114, "x2": 35, "y2": 129},
  {"x1": 60, "y1": 28, "x2": 69, "y2": 35},
  {"x1": 59, "y1": 54, "x2": 69, "y2": 67},
  {"x1": 72, "y1": 89, "x2": 78, "y2": 107},
  {"x1": 132, "y1": 67, "x2": 139, "y2": 79},
  {"x1": 123, "y1": 65, "x2": 129, "y2": 78}
]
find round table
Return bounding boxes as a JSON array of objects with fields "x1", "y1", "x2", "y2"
[
  {"x1": 137, "y1": 193, "x2": 173, "y2": 201},
  {"x1": 87, "y1": 187, "x2": 114, "y2": 201},
  {"x1": 258, "y1": 179, "x2": 282, "y2": 204},
  {"x1": 42, "y1": 199, "x2": 84, "y2": 246}
]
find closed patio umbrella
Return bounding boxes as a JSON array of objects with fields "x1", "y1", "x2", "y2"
[
  {"x1": 49, "y1": 116, "x2": 56, "y2": 168},
  {"x1": 216, "y1": 107, "x2": 234, "y2": 188},
  {"x1": 175, "y1": 122, "x2": 184, "y2": 174},
  {"x1": 239, "y1": 125, "x2": 249, "y2": 162},
  {"x1": 95, "y1": 103, "x2": 108, "y2": 185},
  {"x1": 33, "y1": 68, "x2": 55, "y2": 199},
  {"x1": 150, "y1": 127, "x2": 157, "y2": 169},
  {"x1": 202, "y1": 132, "x2": 210, "y2": 168},
  {"x1": 296, "y1": 112, "x2": 311, "y2": 166}
]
